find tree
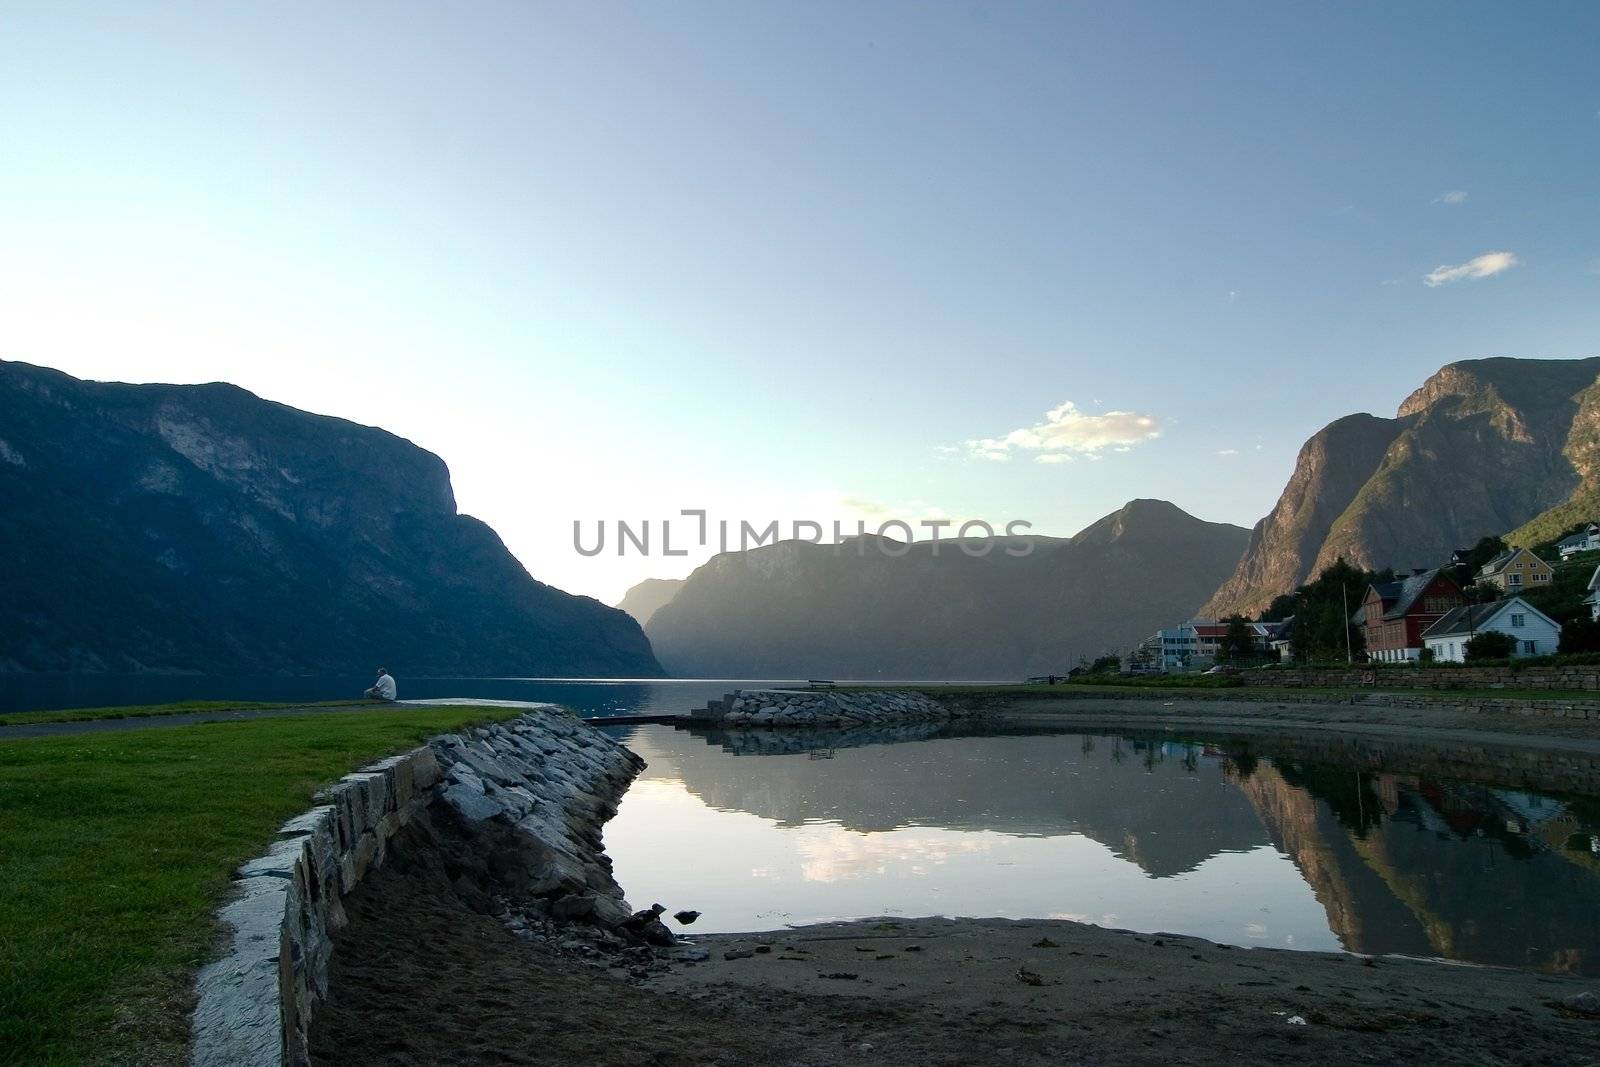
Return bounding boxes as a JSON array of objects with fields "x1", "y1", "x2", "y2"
[
  {"x1": 1464, "y1": 630, "x2": 1516, "y2": 662},
  {"x1": 1446, "y1": 535, "x2": 1507, "y2": 589},
  {"x1": 1214, "y1": 616, "x2": 1255, "y2": 664},
  {"x1": 1087, "y1": 654, "x2": 1121, "y2": 675},
  {"x1": 1273, "y1": 558, "x2": 1390, "y2": 662},
  {"x1": 1559, "y1": 616, "x2": 1600, "y2": 654}
]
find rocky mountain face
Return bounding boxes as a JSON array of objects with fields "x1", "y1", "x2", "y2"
[
  {"x1": 643, "y1": 499, "x2": 1248, "y2": 679},
  {"x1": 615, "y1": 578, "x2": 685, "y2": 627},
  {"x1": 1204, "y1": 357, "x2": 1600, "y2": 618},
  {"x1": 0, "y1": 360, "x2": 662, "y2": 676}
]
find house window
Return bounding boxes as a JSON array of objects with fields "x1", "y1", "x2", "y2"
[
  {"x1": 1509, "y1": 574, "x2": 1523, "y2": 587},
  {"x1": 1524, "y1": 640, "x2": 1537, "y2": 655},
  {"x1": 1511, "y1": 614, "x2": 1526, "y2": 628}
]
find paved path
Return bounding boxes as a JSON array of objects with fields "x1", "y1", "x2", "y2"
[{"x1": 0, "y1": 700, "x2": 595, "y2": 741}]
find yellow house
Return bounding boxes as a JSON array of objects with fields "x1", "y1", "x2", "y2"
[{"x1": 1476, "y1": 547, "x2": 1553, "y2": 593}]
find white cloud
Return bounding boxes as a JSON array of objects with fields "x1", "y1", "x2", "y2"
[
  {"x1": 960, "y1": 400, "x2": 1161, "y2": 463},
  {"x1": 1216, "y1": 448, "x2": 1240, "y2": 456},
  {"x1": 1424, "y1": 251, "x2": 1520, "y2": 287},
  {"x1": 1434, "y1": 190, "x2": 1469, "y2": 205}
]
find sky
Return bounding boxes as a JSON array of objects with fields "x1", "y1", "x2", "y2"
[{"x1": 3, "y1": 2, "x2": 1599, "y2": 604}]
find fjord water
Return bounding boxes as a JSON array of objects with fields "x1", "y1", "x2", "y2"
[
  {"x1": 0, "y1": 676, "x2": 803, "y2": 716},
  {"x1": 603, "y1": 723, "x2": 1600, "y2": 975}
]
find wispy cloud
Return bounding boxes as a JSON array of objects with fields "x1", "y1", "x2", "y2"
[
  {"x1": 1424, "y1": 251, "x2": 1520, "y2": 287},
  {"x1": 959, "y1": 400, "x2": 1161, "y2": 463},
  {"x1": 1434, "y1": 190, "x2": 1469, "y2": 205},
  {"x1": 1216, "y1": 448, "x2": 1240, "y2": 456}
]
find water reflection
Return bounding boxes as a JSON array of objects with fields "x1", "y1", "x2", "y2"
[{"x1": 604, "y1": 724, "x2": 1600, "y2": 974}]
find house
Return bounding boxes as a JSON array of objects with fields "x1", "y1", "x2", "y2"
[
  {"x1": 1583, "y1": 564, "x2": 1600, "y2": 622},
  {"x1": 1352, "y1": 568, "x2": 1467, "y2": 663},
  {"x1": 1147, "y1": 623, "x2": 1199, "y2": 671},
  {"x1": 1557, "y1": 523, "x2": 1600, "y2": 560},
  {"x1": 1421, "y1": 597, "x2": 1562, "y2": 662},
  {"x1": 1476, "y1": 547, "x2": 1553, "y2": 593},
  {"x1": 1189, "y1": 619, "x2": 1286, "y2": 662}
]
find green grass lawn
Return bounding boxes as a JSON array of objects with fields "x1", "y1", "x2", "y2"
[
  {"x1": 0, "y1": 705, "x2": 522, "y2": 1065},
  {"x1": 0, "y1": 700, "x2": 350, "y2": 727}
]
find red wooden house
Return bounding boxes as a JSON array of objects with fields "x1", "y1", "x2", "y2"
[{"x1": 1351, "y1": 568, "x2": 1466, "y2": 663}]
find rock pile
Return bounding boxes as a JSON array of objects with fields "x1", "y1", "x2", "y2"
[
  {"x1": 702, "y1": 689, "x2": 954, "y2": 728},
  {"x1": 431, "y1": 709, "x2": 645, "y2": 928},
  {"x1": 698, "y1": 720, "x2": 951, "y2": 755}
]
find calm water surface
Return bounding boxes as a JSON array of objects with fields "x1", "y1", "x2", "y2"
[
  {"x1": 603, "y1": 723, "x2": 1600, "y2": 975},
  {"x1": 0, "y1": 676, "x2": 802, "y2": 716}
]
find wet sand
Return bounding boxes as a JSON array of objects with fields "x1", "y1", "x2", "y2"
[{"x1": 311, "y1": 852, "x2": 1600, "y2": 1065}]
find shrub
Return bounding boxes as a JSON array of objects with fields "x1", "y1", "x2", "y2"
[{"x1": 1464, "y1": 631, "x2": 1517, "y2": 661}]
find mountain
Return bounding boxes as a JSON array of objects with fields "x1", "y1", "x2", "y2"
[
  {"x1": 0, "y1": 360, "x2": 663, "y2": 676},
  {"x1": 616, "y1": 578, "x2": 685, "y2": 627},
  {"x1": 1204, "y1": 356, "x2": 1600, "y2": 618},
  {"x1": 643, "y1": 499, "x2": 1249, "y2": 679}
]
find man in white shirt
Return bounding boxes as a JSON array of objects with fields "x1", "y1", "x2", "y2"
[{"x1": 364, "y1": 667, "x2": 397, "y2": 702}]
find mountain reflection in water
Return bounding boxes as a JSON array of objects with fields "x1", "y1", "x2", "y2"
[{"x1": 602, "y1": 724, "x2": 1600, "y2": 974}]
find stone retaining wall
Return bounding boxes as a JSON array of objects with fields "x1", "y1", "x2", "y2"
[
  {"x1": 695, "y1": 688, "x2": 955, "y2": 728},
  {"x1": 1035, "y1": 686, "x2": 1600, "y2": 721},
  {"x1": 1240, "y1": 665, "x2": 1600, "y2": 691},
  {"x1": 189, "y1": 707, "x2": 643, "y2": 1067}
]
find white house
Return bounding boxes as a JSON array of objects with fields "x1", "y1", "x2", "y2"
[
  {"x1": 1558, "y1": 523, "x2": 1600, "y2": 560},
  {"x1": 1148, "y1": 624, "x2": 1200, "y2": 671},
  {"x1": 1585, "y1": 564, "x2": 1600, "y2": 622},
  {"x1": 1421, "y1": 597, "x2": 1562, "y2": 663}
]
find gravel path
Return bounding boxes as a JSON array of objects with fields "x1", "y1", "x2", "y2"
[{"x1": 0, "y1": 699, "x2": 570, "y2": 740}]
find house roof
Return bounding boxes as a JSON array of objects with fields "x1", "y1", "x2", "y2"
[
  {"x1": 1422, "y1": 597, "x2": 1560, "y2": 640},
  {"x1": 1478, "y1": 547, "x2": 1546, "y2": 578},
  {"x1": 1380, "y1": 568, "x2": 1449, "y2": 621},
  {"x1": 1478, "y1": 550, "x2": 1516, "y2": 577},
  {"x1": 1558, "y1": 532, "x2": 1589, "y2": 548}
]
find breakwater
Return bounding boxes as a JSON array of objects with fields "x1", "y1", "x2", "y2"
[{"x1": 693, "y1": 688, "x2": 955, "y2": 727}]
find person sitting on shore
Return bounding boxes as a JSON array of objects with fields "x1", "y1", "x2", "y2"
[{"x1": 364, "y1": 667, "x2": 397, "y2": 702}]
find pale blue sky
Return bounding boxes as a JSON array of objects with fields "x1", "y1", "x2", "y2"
[{"x1": 3, "y1": 3, "x2": 1598, "y2": 601}]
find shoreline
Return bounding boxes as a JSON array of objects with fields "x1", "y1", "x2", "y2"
[
  {"x1": 967, "y1": 692, "x2": 1600, "y2": 750},
  {"x1": 306, "y1": 695, "x2": 1600, "y2": 1063},
  {"x1": 312, "y1": 859, "x2": 1600, "y2": 1065}
]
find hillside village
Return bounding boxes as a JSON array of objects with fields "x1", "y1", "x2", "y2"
[{"x1": 1124, "y1": 522, "x2": 1600, "y2": 674}]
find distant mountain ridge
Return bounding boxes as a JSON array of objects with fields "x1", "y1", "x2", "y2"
[
  {"x1": 616, "y1": 578, "x2": 685, "y2": 627},
  {"x1": 0, "y1": 360, "x2": 663, "y2": 676},
  {"x1": 642, "y1": 499, "x2": 1249, "y2": 679},
  {"x1": 1204, "y1": 356, "x2": 1600, "y2": 617}
]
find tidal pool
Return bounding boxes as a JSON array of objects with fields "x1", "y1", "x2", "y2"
[{"x1": 602, "y1": 722, "x2": 1600, "y2": 974}]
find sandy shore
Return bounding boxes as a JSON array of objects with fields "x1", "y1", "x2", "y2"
[
  {"x1": 310, "y1": 854, "x2": 1600, "y2": 1065},
  {"x1": 309, "y1": 697, "x2": 1600, "y2": 1065}
]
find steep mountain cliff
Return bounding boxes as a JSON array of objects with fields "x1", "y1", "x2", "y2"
[
  {"x1": 644, "y1": 499, "x2": 1248, "y2": 679},
  {"x1": 1204, "y1": 357, "x2": 1600, "y2": 618},
  {"x1": 616, "y1": 578, "x2": 685, "y2": 627},
  {"x1": 0, "y1": 360, "x2": 662, "y2": 676}
]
